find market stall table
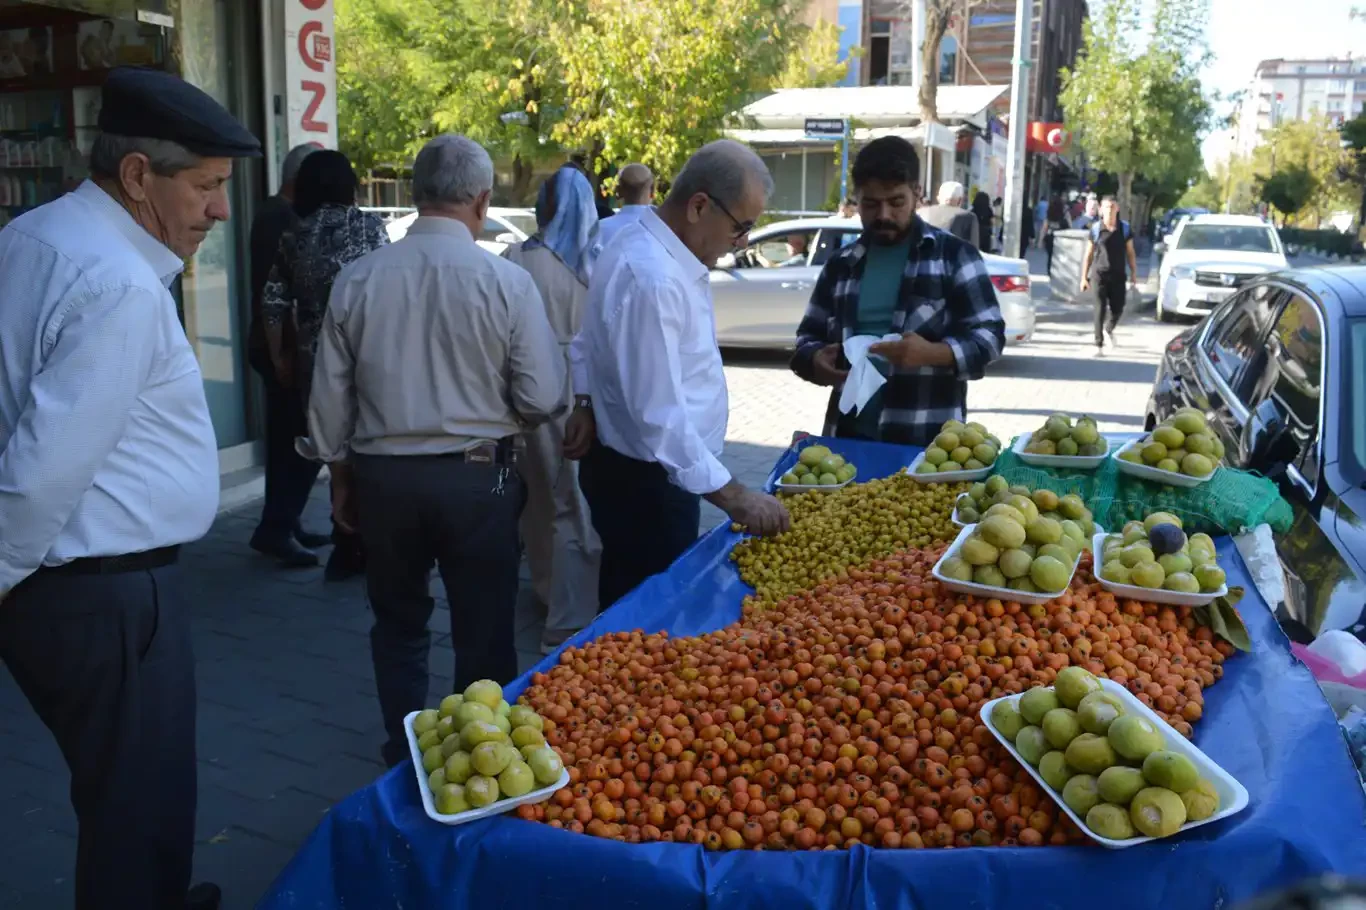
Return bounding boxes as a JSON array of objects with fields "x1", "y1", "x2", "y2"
[{"x1": 258, "y1": 438, "x2": 1366, "y2": 910}]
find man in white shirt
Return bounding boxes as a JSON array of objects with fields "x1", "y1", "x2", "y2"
[
  {"x1": 566, "y1": 140, "x2": 790, "y2": 610},
  {"x1": 307, "y1": 134, "x2": 567, "y2": 768},
  {"x1": 583, "y1": 162, "x2": 653, "y2": 279},
  {"x1": 0, "y1": 67, "x2": 257, "y2": 910}
]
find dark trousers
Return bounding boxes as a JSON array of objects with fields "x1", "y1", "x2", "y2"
[
  {"x1": 1094, "y1": 280, "x2": 1127, "y2": 346},
  {"x1": 254, "y1": 369, "x2": 323, "y2": 541},
  {"x1": 0, "y1": 565, "x2": 197, "y2": 910},
  {"x1": 579, "y1": 442, "x2": 701, "y2": 612},
  {"x1": 353, "y1": 454, "x2": 524, "y2": 767}
]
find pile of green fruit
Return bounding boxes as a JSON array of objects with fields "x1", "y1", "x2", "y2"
[
  {"x1": 780, "y1": 444, "x2": 858, "y2": 487},
  {"x1": 955, "y1": 476, "x2": 1098, "y2": 534},
  {"x1": 413, "y1": 679, "x2": 565, "y2": 816},
  {"x1": 938, "y1": 487, "x2": 1091, "y2": 594},
  {"x1": 1117, "y1": 408, "x2": 1222, "y2": 478},
  {"x1": 914, "y1": 419, "x2": 1002, "y2": 475},
  {"x1": 1022, "y1": 413, "x2": 1109, "y2": 458},
  {"x1": 989, "y1": 667, "x2": 1222, "y2": 841},
  {"x1": 1099, "y1": 512, "x2": 1226, "y2": 594}
]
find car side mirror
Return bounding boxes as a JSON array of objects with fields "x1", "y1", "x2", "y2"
[
  {"x1": 715, "y1": 252, "x2": 737, "y2": 270},
  {"x1": 1153, "y1": 242, "x2": 1167, "y2": 255},
  {"x1": 1241, "y1": 398, "x2": 1298, "y2": 481}
]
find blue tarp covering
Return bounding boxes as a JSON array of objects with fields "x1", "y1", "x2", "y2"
[{"x1": 258, "y1": 438, "x2": 1366, "y2": 910}]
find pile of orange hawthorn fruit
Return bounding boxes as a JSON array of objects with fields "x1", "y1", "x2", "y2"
[{"x1": 516, "y1": 483, "x2": 1236, "y2": 850}]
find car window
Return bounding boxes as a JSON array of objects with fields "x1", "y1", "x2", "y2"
[
  {"x1": 1200, "y1": 284, "x2": 1280, "y2": 392},
  {"x1": 1248, "y1": 293, "x2": 1325, "y2": 486},
  {"x1": 1176, "y1": 225, "x2": 1277, "y2": 253},
  {"x1": 747, "y1": 231, "x2": 816, "y2": 268},
  {"x1": 811, "y1": 229, "x2": 861, "y2": 266}
]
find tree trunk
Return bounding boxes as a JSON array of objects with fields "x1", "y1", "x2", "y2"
[
  {"x1": 511, "y1": 154, "x2": 535, "y2": 204},
  {"x1": 918, "y1": 1, "x2": 950, "y2": 124},
  {"x1": 1117, "y1": 172, "x2": 1135, "y2": 220}
]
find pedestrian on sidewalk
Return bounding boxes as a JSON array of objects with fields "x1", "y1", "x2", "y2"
[
  {"x1": 306, "y1": 134, "x2": 566, "y2": 768},
  {"x1": 247, "y1": 143, "x2": 333, "y2": 568},
  {"x1": 262, "y1": 149, "x2": 388, "y2": 580},
  {"x1": 503, "y1": 166, "x2": 603, "y2": 654},
  {"x1": 0, "y1": 67, "x2": 259, "y2": 910},
  {"x1": 583, "y1": 162, "x2": 652, "y2": 279},
  {"x1": 564, "y1": 140, "x2": 790, "y2": 611},
  {"x1": 1080, "y1": 195, "x2": 1139, "y2": 353},
  {"x1": 1041, "y1": 195, "x2": 1070, "y2": 275},
  {"x1": 972, "y1": 190, "x2": 995, "y2": 254},
  {"x1": 918, "y1": 181, "x2": 980, "y2": 247},
  {"x1": 789, "y1": 136, "x2": 1006, "y2": 448}
]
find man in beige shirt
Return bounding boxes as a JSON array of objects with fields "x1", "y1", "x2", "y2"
[
  {"x1": 308, "y1": 133, "x2": 566, "y2": 767},
  {"x1": 503, "y1": 165, "x2": 601, "y2": 654}
]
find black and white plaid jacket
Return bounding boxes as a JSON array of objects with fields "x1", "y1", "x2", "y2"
[{"x1": 789, "y1": 217, "x2": 1006, "y2": 447}]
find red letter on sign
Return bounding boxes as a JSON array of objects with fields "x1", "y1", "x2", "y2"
[
  {"x1": 299, "y1": 21, "x2": 325, "y2": 72},
  {"x1": 301, "y1": 81, "x2": 328, "y2": 133}
]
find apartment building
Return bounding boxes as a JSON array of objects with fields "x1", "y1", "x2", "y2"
[{"x1": 1235, "y1": 56, "x2": 1366, "y2": 156}]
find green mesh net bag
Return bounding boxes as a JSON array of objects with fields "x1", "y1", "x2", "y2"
[{"x1": 989, "y1": 449, "x2": 1292, "y2": 536}]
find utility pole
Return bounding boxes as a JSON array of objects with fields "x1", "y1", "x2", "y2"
[{"x1": 1002, "y1": 0, "x2": 1032, "y2": 259}]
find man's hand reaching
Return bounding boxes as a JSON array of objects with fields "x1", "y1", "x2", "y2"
[{"x1": 706, "y1": 482, "x2": 790, "y2": 537}]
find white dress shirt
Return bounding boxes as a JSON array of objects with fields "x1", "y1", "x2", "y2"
[
  {"x1": 582, "y1": 204, "x2": 651, "y2": 280},
  {"x1": 0, "y1": 181, "x2": 220, "y2": 593},
  {"x1": 308, "y1": 216, "x2": 566, "y2": 461},
  {"x1": 570, "y1": 208, "x2": 730, "y2": 496}
]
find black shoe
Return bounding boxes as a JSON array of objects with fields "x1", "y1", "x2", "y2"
[
  {"x1": 186, "y1": 882, "x2": 222, "y2": 910},
  {"x1": 324, "y1": 546, "x2": 364, "y2": 582},
  {"x1": 293, "y1": 526, "x2": 331, "y2": 548},
  {"x1": 250, "y1": 532, "x2": 320, "y2": 568}
]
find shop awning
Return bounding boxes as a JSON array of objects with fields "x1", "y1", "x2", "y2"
[
  {"x1": 725, "y1": 121, "x2": 963, "y2": 153},
  {"x1": 732, "y1": 84, "x2": 1008, "y2": 131}
]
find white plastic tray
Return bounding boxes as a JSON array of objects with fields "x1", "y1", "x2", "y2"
[
  {"x1": 979, "y1": 678, "x2": 1250, "y2": 848},
  {"x1": 932, "y1": 523, "x2": 1088, "y2": 605},
  {"x1": 1111, "y1": 440, "x2": 1215, "y2": 489},
  {"x1": 908, "y1": 450, "x2": 994, "y2": 484},
  {"x1": 1011, "y1": 433, "x2": 1112, "y2": 470},
  {"x1": 774, "y1": 477, "x2": 854, "y2": 494},
  {"x1": 1091, "y1": 532, "x2": 1229, "y2": 606},
  {"x1": 404, "y1": 710, "x2": 569, "y2": 826}
]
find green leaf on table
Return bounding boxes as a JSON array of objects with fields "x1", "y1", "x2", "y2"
[{"x1": 1196, "y1": 585, "x2": 1251, "y2": 652}]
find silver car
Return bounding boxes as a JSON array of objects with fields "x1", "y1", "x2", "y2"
[
  {"x1": 709, "y1": 216, "x2": 1035, "y2": 349},
  {"x1": 380, "y1": 207, "x2": 538, "y2": 255}
]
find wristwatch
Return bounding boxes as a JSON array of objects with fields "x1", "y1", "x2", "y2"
[{"x1": 574, "y1": 395, "x2": 593, "y2": 411}]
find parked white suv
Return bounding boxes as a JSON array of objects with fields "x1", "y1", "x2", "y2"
[
  {"x1": 710, "y1": 216, "x2": 1034, "y2": 349},
  {"x1": 1155, "y1": 214, "x2": 1287, "y2": 321}
]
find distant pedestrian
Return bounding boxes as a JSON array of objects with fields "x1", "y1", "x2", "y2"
[
  {"x1": 839, "y1": 196, "x2": 858, "y2": 218},
  {"x1": 247, "y1": 143, "x2": 331, "y2": 568},
  {"x1": 584, "y1": 162, "x2": 652, "y2": 278},
  {"x1": 565, "y1": 140, "x2": 791, "y2": 611},
  {"x1": 262, "y1": 149, "x2": 388, "y2": 581},
  {"x1": 504, "y1": 166, "x2": 603, "y2": 654},
  {"x1": 0, "y1": 66, "x2": 260, "y2": 910},
  {"x1": 972, "y1": 191, "x2": 994, "y2": 254},
  {"x1": 1072, "y1": 196, "x2": 1099, "y2": 230},
  {"x1": 917, "y1": 180, "x2": 980, "y2": 247},
  {"x1": 992, "y1": 196, "x2": 1004, "y2": 247},
  {"x1": 1041, "y1": 195, "x2": 1070, "y2": 275},
  {"x1": 789, "y1": 136, "x2": 1005, "y2": 447},
  {"x1": 306, "y1": 134, "x2": 566, "y2": 768},
  {"x1": 1080, "y1": 195, "x2": 1138, "y2": 352}
]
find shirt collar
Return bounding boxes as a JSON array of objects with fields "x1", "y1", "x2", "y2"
[
  {"x1": 640, "y1": 207, "x2": 708, "y2": 283},
  {"x1": 405, "y1": 216, "x2": 475, "y2": 242},
  {"x1": 76, "y1": 180, "x2": 184, "y2": 287}
]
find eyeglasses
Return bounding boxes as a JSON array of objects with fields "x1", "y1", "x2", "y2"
[{"x1": 706, "y1": 194, "x2": 755, "y2": 241}]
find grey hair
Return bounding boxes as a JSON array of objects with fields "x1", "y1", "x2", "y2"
[
  {"x1": 280, "y1": 143, "x2": 318, "y2": 185},
  {"x1": 665, "y1": 139, "x2": 773, "y2": 210},
  {"x1": 88, "y1": 133, "x2": 200, "y2": 179},
  {"x1": 412, "y1": 134, "x2": 494, "y2": 207},
  {"x1": 937, "y1": 181, "x2": 966, "y2": 205}
]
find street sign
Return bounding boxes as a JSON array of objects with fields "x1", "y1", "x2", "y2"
[{"x1": 804, "y1": 118, "x2": 845, "y2": 140}]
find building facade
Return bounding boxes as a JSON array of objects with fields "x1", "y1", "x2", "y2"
[
  {"x1": 0, "y1": 0, "x2": 337, "y2": 478},
  {"x1": 1235, "y1": 56, "x2": 1366, "y2": 157}
]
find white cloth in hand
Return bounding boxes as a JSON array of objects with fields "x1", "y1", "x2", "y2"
[{"x1": 837, "y1": 333, "x2": 901, "y2": 415}]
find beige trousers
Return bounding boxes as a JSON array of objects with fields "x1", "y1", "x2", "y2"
[{"x1": 518, "y1": 410, "x2": 602, "y2": 635}]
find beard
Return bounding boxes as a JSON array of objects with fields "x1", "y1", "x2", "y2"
[{"x1": 868, "y1": 219, "x2": 912, "y2": 246}]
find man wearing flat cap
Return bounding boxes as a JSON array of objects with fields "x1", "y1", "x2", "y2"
[{"x1": 0, "y1": 67, "x2": 260, "y2": 910}]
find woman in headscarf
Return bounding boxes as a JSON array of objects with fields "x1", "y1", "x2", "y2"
[
  {"x1": 262, "y1": 149, "x2": 388, "y2": 580},
  {"x1": 503, "y1": 165, "x2": 602, "y2": 654},
  {"x1": 972, "y1": 191, "x2": 994, "y2": 254}
]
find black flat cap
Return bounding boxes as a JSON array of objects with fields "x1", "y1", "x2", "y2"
[{"x1": 98, "y1": 66, "x2": 261, "y2": 158}]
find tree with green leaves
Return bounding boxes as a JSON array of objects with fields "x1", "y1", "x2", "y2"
[
  {"x1": 1059, "y1": 0, "x2": 1211, "y2": 214},
  {"x1": 1258, "y1": 166, "x2": 1315, "y2": 225},
  {"x1": 1252, "y1": 115, "x2": 1353, "y2": 226},
  {"x1": 1339, "y1": 112, "x2": 1366, "y2": 231}
]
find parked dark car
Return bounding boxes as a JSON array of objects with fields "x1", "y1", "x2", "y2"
[{"x1": 1145, "y1": 266, "x2": 1366, "y2": 644}]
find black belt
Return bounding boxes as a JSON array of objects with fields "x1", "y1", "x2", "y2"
[{"x1": 38, "y1": 545, "x2": 180, "y2": 577}]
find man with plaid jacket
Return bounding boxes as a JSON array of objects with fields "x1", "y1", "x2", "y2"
[{"x1": 790, "y1": 136, "x2": 1006, "y2": 446}]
